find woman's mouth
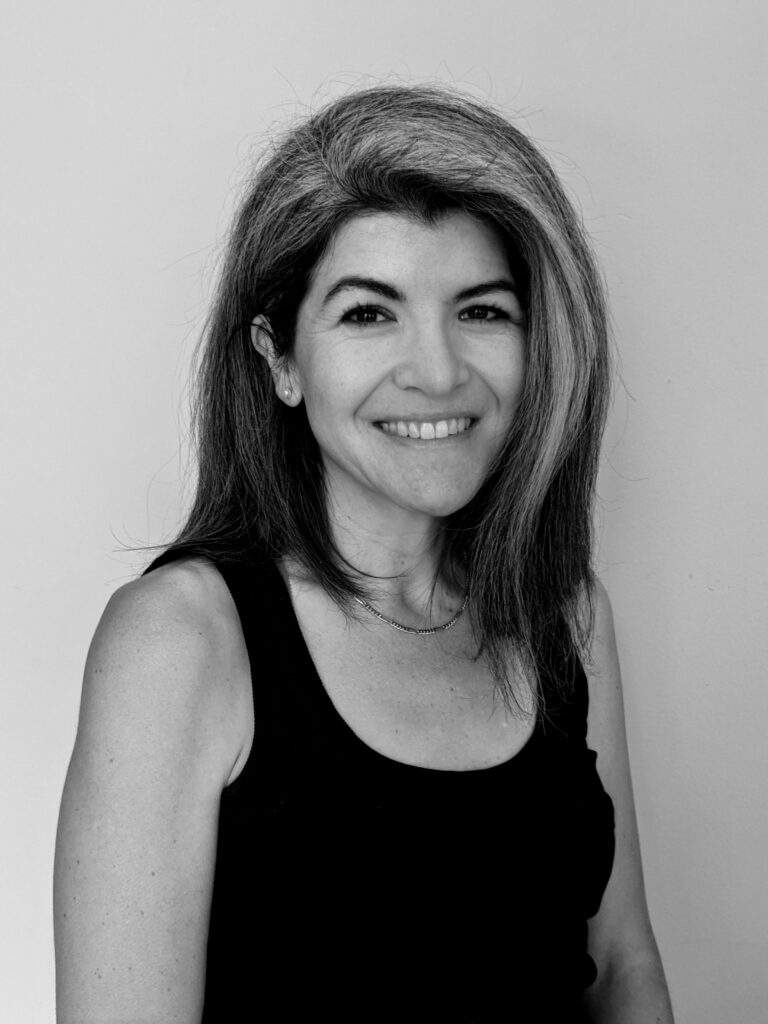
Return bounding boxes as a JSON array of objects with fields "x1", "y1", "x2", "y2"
[{"x1": 376, "y1": 416, "x2": 476, "y2": 440}]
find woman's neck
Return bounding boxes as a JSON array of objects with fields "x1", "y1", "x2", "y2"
[{"x1": 321, "y1": 489, "x2": 463, "y2": 626}]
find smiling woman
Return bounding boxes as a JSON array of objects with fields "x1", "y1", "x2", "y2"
[
  {"x1": 254, "y1": 211, "x2": 527, "y2": 523},
  {"x1": 54, "y1": 85, "x2": 674, "y2": 1022}
]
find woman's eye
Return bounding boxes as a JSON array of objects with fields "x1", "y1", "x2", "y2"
[
  {"x1": 460, "y1": 304, "x2": 510, "y2": 321},
  {"x1": 341, "y1": 305, "x2": 390, "y2": 326}
]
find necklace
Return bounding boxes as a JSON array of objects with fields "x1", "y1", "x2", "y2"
[{"x1": 353, "y1": 591, "x2": 469, "y2": 636}]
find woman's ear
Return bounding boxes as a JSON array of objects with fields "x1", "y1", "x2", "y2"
[{"x1": 250, "y1": 315, "x2": 302, "y2": 407}]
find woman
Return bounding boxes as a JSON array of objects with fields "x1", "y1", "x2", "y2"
[{"x1": 54, "y1": 85, "x2": 674, "y2": 1022}]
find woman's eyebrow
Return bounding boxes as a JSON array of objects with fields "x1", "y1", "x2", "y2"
[
  {"x1": 322, "y1": 276, "x2": 402, "y2": 306},
  {"x1": 453, "y1": 278, "x2": 518, "y2": 302},
  {"x1": 321, "y1": 275, "x2": 518, "y2": 307}
]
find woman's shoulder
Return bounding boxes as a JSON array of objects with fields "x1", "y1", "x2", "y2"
[
  {"x1": 580, "y1": 577, "x2": 619, "y2": 692},
  {"x1": 587, "y1": 575, "x2": 613, "y2": 624},
  {"x1": 81, "y1": 555, "x2": 251, "y2": 787},
  {"x1": 579, "y1": 576, "x2": 627, "y2": 771},
  {"x1": 104, "y1": 554, "x2": 251, "y2": 657},
  {"x1": 121, "y1": 553, "x2": 235, "y2": 616}
]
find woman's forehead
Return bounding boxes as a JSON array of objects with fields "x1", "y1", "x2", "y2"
[{"x1": 306, "y1": 210, "x2": 513, "y2": 299}]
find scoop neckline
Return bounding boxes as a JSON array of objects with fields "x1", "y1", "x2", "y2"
[{"x1": 272, "y1": 561, "x2": 542, "y2": 776}]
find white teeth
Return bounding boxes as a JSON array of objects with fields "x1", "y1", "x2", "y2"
[{"x1": 380, "y1": 417, "x2": 474, "y2": 439}]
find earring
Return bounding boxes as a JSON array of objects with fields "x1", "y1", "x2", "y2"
[{"x1": 283, "y1": 387, "x2": 292, "y2": 400}]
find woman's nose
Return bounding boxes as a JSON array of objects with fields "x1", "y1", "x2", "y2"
[{"x1": 392, "y1": 320, "x2": 471, "y2": 395}]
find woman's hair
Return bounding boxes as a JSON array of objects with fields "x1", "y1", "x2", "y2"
[{"x1": 166, "y1": 83, "x2": 611, "y2": 712}]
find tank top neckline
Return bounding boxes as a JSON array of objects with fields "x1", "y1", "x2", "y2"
[{"x1": 268, "y1": 559, "x2": 543, "y2": 776}]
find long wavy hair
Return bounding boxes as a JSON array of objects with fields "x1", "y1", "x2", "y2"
[{"x1": 164, "y1": 84, "x2": 611, "y2": 712}]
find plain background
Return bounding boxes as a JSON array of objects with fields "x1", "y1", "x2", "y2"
[{"x1": 2, "y1": 1, "x2": 766, "y2": 1021}]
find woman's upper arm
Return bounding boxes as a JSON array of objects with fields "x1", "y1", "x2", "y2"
[
  {"x1": 54, "y1": 563, "x2": 248, "y2": 1024},
  {"x1": 584, "y1": 581, "x2": 665, "y2": 982}
]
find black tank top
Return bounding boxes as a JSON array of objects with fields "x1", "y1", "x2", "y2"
[{"x1": 188, "y1": 558, "x2": 615, "y2": 1022}]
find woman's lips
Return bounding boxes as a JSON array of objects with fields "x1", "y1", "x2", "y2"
[{"x1": 376, "y1": 416, "x2": 475, "y2": 440}]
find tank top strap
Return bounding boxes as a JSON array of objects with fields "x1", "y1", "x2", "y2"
[
  {"x1": 144, "y1": 550, "x2": 284, "y2": 623},
  {"x1": 213, "y1": 558, "x2": 286, "y2": 629}
]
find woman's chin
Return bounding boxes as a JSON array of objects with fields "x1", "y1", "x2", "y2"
[
  {"x1": 388, "y1": 483, "x2": 480, "y2": 520},
  {"x1": 323, "y1": 460, "x2": 486, "y2": 523}
]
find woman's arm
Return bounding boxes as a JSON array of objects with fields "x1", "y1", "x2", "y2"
[
  {"x1": 54, "y1": 561, "x2": 250, "y2": 1024},
  {"x1": 582, "y1": 581, "x2": 675, "y2": 1024}
]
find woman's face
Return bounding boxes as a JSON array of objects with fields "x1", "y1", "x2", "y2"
[{"x1": 276, "y1": 209, "x2": 527, "y2": 522}]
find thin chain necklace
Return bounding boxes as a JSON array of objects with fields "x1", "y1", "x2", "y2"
[{"x1": 353, "y1": 591, "x2": 469, "y2": 636}]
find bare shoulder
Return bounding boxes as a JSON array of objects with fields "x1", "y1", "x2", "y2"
[
  {"x1": 580, "y1": 577, "x2": 623, "y2": 755},
  {"x1": 79, "y1": 555, "x2": 251, "y2": 794},
  {"x1": 584, "y1": 575, "x2": 618, "y2": 667},
  {"x1": 101, "y1": 555, "x2": 240, "y2": 650}
]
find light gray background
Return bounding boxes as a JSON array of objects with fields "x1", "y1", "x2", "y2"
[{"x1": 2, "y1": 2, "x2": 766, "y2": 1021}]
